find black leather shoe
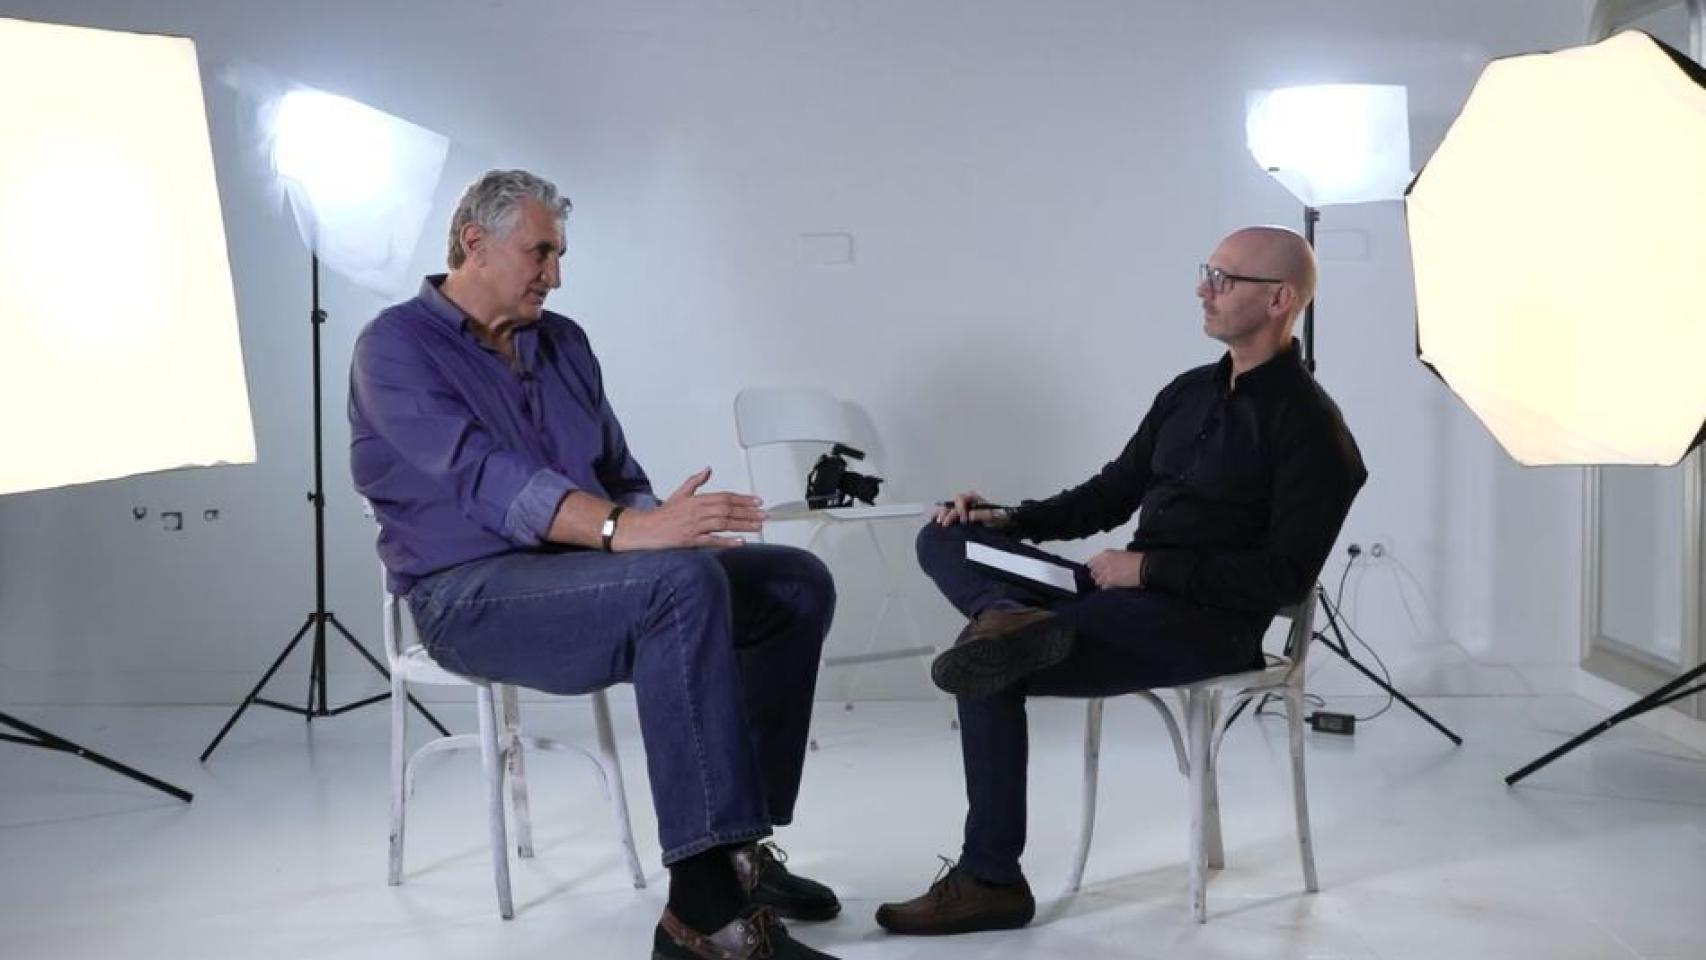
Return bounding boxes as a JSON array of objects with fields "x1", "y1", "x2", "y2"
[
  {"x1": 875, "y1": 859, "x2": 1035, "y2": 936},
  {"x1": 654, "y1": 905, "x2": 839, "y2": 959},
  {"x1": 732, "y1": 842, "x2": 841, "y2": 923},
  {"x1": 930, "y1": 608, "x2": 1073, "y2": 697}
]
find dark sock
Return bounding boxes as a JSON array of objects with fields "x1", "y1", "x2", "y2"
[{"x1": 667, "y1": 845, "x2": 749, "y2": 934}]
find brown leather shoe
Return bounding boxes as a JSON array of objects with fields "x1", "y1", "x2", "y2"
[
  {"x1": 874, "y1": 860, "x2": 1036, "y2": 936},
  {"x1": 654, "y1": 905, "x2": 838, "y2": 959},
  {"x1": 931, "y1": 607, "x2": 1073, "y2": 697}
]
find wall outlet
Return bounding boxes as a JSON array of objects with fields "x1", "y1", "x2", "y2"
[{"x1": 1347, "y1": 536, "x2": 1392, "y2": 563}]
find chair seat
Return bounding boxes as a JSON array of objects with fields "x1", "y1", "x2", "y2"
[
  {"x1": 1178, "y1": 655, "x2": 1293, "y2": 696},
  {"x1": 395, "y1": 643, "x2": 479, "y2": 687}
]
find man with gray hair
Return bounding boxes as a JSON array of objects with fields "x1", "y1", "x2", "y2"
[{"x1": 351, "y1": 170, "x2": 841, "y2": 959}]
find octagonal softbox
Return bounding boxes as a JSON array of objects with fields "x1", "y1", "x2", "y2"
[{"x1": 1407, "y1": 30, "x2": 1706, "y2": 466}]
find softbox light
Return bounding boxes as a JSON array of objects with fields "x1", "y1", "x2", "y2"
[
  {"x1": 1247, "y1": 84, "x2": 1413, "y2": 207},
  {"x1": 1407, "y1": 30, "x2": 1706, "y2": 466},
  {"x1": 0, "y1": 16, "x2": 260, "y2": 802},
  {"x1": 228, "y1": 63, "x2": 449, "y2": 298},
  {"x1": 0, "y1": 17, "x2": 256, "y2": 495},
  {"x1": 199, "y1": 65, "x2": 452, "y2": 763}
]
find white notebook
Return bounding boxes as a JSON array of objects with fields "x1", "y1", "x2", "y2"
[{"x1": 966, "y1": 542, "x2": 1080, "y2": 595}]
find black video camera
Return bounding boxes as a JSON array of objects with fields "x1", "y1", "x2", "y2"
[{"x1": 805, "y1": 443, "x2": 884, "y2": 509}]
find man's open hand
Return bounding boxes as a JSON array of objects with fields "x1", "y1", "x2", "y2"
[{"x1": 613, "y1": 468, "x2": 766, "y2": 550}]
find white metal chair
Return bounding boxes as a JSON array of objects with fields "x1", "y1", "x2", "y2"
[
  {"x1": 734, "y1": 387, "x2": 940, "y2": 721},
  {"x1": 381, "y1": 571, "x2": 647, "y2": 919},
  {"x1": 1066, "y1": 599, "x2": 1320, "y2": 923}
]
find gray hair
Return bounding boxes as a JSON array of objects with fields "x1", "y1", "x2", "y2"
[{"x1": 446, "y1": 169, "x2": 572, "y2": 268}]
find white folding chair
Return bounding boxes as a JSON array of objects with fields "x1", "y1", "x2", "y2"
[
  {"x1": 1066, "y1": 599, "x2": 1320, "y2": 923},
  {"x1": 381, "y1": 570, "x2": 647, "y2": 919},
  {"x1": 734, "y1": 387, "x2": 943, "y2": 727}
]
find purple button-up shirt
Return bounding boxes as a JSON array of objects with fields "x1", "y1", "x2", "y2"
[{"x1": 350, "y1": 276, "x2": 657, "y2": 594}]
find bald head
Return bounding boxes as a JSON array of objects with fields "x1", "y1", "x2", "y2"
[{"x1": 1221, "y1": 226, "x2": 1317, "y2": 317}]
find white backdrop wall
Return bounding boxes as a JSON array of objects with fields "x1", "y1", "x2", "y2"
[{"x1": 0, "y1": 0, "x2": 1592, "y2": 707}]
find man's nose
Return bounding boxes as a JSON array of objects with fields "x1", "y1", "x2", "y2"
[{"x1": 544, "y1": 257, "x2": 562, "y2": 288}]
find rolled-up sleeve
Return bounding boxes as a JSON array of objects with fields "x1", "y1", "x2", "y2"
[{"x1": 351, "y1": 323, "x2": 583, "y2": 546}]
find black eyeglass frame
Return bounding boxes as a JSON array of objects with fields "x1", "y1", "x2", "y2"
[{"x1": 1199, "y1": 263, "x2": 1286, "y2": 294}]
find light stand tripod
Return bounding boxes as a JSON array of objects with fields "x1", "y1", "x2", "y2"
[
  {"x1": 200, "y1": 255, "x2": 447, "y2": 762},
  {"x1": 1295, "y1": 206, "x2": 1463, "y2": 746},
  {"x1": 1506, "y1": 662, "x2": 1706, "y2": 785},
  {"x1": 2, "y1": 711, "x2": 193, "y2": 802}
]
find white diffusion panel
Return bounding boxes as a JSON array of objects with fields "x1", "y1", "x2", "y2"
[{"x1": 0, "y1": 17, "x2": 256, "y2": 495}]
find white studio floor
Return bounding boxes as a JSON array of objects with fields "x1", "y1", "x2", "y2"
[{"x1": 2, "y1": 694, "x2": 1704, "y2": 960}]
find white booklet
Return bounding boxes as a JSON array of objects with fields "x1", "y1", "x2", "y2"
[{"x1": 966, "y1": 542, "x2": 1081, "y2": 595}]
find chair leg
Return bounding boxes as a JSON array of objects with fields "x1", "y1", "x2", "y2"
[
  {"x1": 865, "y1": 523, "x2": 958, "y2": 732},
  {"x1": 1066, "y1": 698, "x2": 1104, "y2": 894},
  {"x1": 1204, "y1": 699, "x2": 1225, "y2": 872},
  {"x1": 476, "y1": 685, "x2": 515, "y2": 919},
  {"x1": 388, "y1": 672, "x2": 407, "y2": 886},
  {"x1": 500, "y1": 685, "x2": 533, "y2": 859},
  {"x1": 1185, "y1": 690, "x2": 1213, "y2": 923},
  {"x1": 592, "y1": 690, "x2": 648, "y2": 889},
  {"x1": 1286, "y1": 688, "x2": 1320, "y2": 893}
]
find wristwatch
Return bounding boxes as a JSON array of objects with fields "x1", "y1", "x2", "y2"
[{"x1": 601, "y1": 505, "x2": 625, "y2": 552}]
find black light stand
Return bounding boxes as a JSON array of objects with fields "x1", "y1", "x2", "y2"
[
  {"x1": 1506, "y1": 663, "x2": 1706, "y2": 785},
  {"x1": 1296, "y1": 206, "x2": 1463, "y2": 745},
  {"x1": 2, "y1": 711, "x2": 193, "y2": 803},
  {"x1": 200, "y1": 255, "x2": 447, "y2": 763},
  {"x1": 1302, "y1": 206, "x2": 1320, "y2": 373}
]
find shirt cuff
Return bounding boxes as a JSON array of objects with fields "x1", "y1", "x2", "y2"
[
  {"x1": 1139, "y1": 548, "x2": 1195, "y2": 598},
  {"x1": 504, "y1": 468, "x2": 577, "y2": 546}
]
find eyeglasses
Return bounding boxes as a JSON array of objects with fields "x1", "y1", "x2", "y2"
[{"x1": 1199, "y1": 263, "x2": 1285, "y2": 295}]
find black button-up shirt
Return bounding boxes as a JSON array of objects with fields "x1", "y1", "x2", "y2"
[{"x1": 1010, "y1": 340, "x2": 1366, "y2": 615}]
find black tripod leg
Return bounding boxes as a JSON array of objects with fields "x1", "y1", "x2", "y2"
[
  {"x1": 327, "y1": 613, "x2": 451, "y2": 737},
  {"x1": 200, "y1": 616, "x2": 315, "y2": 762},
  {"x1": 1506, "y1": 663, "x2": 1706, "y2": 786},
  {"x1": 1315, "y1": 589, "x2": 1463, "y2": 746},
  {"x1": 1314, "y1": 632, "x2": 1464, "y2": 745},
  {"x1": 1, "y1": 711, "x2": 193, "y2": 803},
  {"x1": 304, "y1": 617, "x2": 324, "y2": 720}
]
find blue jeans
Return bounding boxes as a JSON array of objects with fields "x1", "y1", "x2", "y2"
[
  {"x1": 915, "y1": 522, "x2": 1268, "y2": 884},
  {"x1": 407, "y1": 544, "x2": 835, "y2": 865}
]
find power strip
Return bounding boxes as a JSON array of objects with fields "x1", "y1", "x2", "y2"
[{"x1": 1308, "y1": 710, "x2": 1356, "y2": 736}]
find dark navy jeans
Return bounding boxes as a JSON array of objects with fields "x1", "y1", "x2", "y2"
[
  {"x1": 915, "y1": 521, "x2": 1268, "y2": 885},
  {"x1": 408, "y1": 544, "x2": 834, "y2": 866}
]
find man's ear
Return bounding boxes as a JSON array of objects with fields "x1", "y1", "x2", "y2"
[
  {"x1": 1271, "y1": 282, "x2": 1297, "y2": 314},
  {"x1": 459, "y1": 222, "x2": 485, "y2": 264}
]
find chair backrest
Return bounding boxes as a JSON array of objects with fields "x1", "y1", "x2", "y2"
[
  {"x1": 734, "y1": 387, "x2": 853, "y2": 449},
  {"x1": 1274, "y1": 597, "x2": 1317, "y2": 686},
  {"x1": 379, "y1": 564, "x2": 415, "y2": 670}
]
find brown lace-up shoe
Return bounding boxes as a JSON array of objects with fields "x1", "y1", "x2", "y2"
[
  {"x1": 874, "y1": 859, "x2": 1036, "y2": 936},
  {"x1": 654, "y1": 904, "x2": 838, "y2": 960},
  {"x1": 930, "y1": 607, "x2": 1073, "y2": 697}
]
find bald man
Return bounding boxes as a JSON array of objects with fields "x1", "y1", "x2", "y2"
[{"x1": 876, "y1": 226, "x2": 1366, "y2": 936}]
